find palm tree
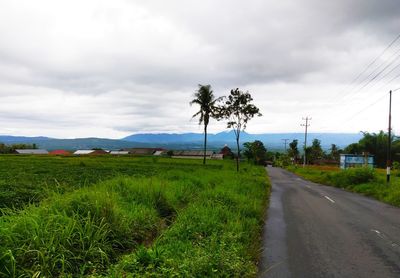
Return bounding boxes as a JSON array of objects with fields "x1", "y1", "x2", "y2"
[{"x1": 190, "y1": 84, "x2": 219, "y2": 164}]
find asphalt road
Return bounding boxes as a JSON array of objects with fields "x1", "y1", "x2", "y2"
[{"x1": 259, "y1": 167, "x2": 400, "y2": 278}]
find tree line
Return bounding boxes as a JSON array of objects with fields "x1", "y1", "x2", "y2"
[
  {"x1": 276, "y1": 131, "x2": 400, "y2": 168},
  {"x1": 0, "y1": 143, "x2": 38, "y2": 154}
]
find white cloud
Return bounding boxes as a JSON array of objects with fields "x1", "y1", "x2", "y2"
[{"x1": 0, "y1": 0, "x2": 399, "y2": 138}]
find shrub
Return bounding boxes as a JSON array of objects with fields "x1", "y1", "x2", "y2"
[{"x1": 329, "y1": 167, "x2": 376, "y2": 187}]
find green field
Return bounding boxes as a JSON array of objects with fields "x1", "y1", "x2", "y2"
[
  {"x1": 287, "y1": 165, "x2": 400, "y2": 207},
  {"x1": 0, "y1": 155, "x2": 270, "y2": 277}
]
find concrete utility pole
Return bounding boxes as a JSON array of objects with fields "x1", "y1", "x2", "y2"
[
  {"x1": 301, "y1": 117, "x2": 311, "y2": 167},
  {"x1": 387, "y1": 90, "x2": 392, "y2": 183},
  {"x1": 282, "y1": 139, "x2": 289, "y2": 152}
]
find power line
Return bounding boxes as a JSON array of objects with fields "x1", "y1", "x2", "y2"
[{"x1": 326, "y1": 33, "x2": 400, "y2": 103}]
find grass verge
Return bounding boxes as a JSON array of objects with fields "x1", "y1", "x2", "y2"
[{"x1": 286, "y1": 165, "x2": 400, "y2": 207}]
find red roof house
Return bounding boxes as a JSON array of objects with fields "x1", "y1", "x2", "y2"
[{"x1": 49, "y1": 150, "x2": 71, "y2": 156}]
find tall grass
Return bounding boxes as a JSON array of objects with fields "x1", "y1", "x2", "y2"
[{"x1": 0, "y1": 158, "x2": 270, "y2": 277}]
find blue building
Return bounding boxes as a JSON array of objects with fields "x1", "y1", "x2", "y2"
[{"x1": 340, "y1": 154, "x2": 374, "y2": 169}]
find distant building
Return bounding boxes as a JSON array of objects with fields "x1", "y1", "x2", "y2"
[
  {"x1": 15, "y1": 149, "x2": 49, "y2": 155},
  {"x1": 211, "y1": 153, "x2": 224, "y2": 160},
  {"x1": 122, "y1": 148, "x2": 165, "y2": 155},
  {"x1": 49, "y1": 150, "x2": 71, "y2": 156},
  {"x1": 219, "y1": 145, "x2": 234, "y2": 158},
  {"x1": 340, "y1": 154, "x2": 374, "y2": 169},
  {"x1": 110, "y1": 151, "x2": 130, "y2": 155},
  {"x1": 172, "y1": 150, "x2": 214, "y2": 159},
  {"x1": 153, "y1": 150, "x2": 165, "y2": 156},
  {"x1": 73, "y1": 150, "x2": 108, "y2": 155}
]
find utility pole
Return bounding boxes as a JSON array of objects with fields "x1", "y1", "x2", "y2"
[
  {"x1": 387, "y1": 90, "x2": 392, "y2": 183},
  {"x1": 301, "y1": 117, "x2": 311, "y2": 167},
  {"x1": 282, "y1": 139, "x2": 289, "y2": 152}
]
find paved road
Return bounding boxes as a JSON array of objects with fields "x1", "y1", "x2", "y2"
[{"x1": 259, "y1": 167, "x2": 400, "y2": 278}]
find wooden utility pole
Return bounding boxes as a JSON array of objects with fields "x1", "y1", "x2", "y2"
[
  {"x1": 387, "y1": 90, "x2": 392, "y2": 183},
  {"x1": 282, "y1": 139, "x2": 289, "y2": 152},
  {"x1": 301, "y1": 117, "x2": 311, "y2": 167}
]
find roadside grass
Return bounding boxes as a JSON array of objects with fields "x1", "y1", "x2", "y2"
[
  {"x1": 0, "y1": 157, "x2": 270, "y2": 277},
  {"x1": 287, "y1": 165, "x2": 400, "y2": 207}
]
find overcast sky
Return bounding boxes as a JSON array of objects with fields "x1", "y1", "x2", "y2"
[{"x1": 0, "y1": 0, "x2": 400, "y2": 138}]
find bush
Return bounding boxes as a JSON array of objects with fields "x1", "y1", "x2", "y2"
[{"x1": 329, "y1": 167, "x2": 376, "y2": 187}]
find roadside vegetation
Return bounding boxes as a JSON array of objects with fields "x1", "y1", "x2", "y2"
[
  {"x1": 0, "y1": 156, "x2": 269, "y2": 277},
  {"x1": 287, "y1": 165, "x2": 400, "y2": 207}
]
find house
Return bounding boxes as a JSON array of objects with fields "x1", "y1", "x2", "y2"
[
  {"x1": 172, "y1": 150, "x2": 214, "y2": 159},
  {"x1": 211, "y1": 153, "x2": 224, "y2": 160},
  {"x1": 15, "y1": 149, "x2": 49, "y2": 155},
  {"x1": 340, "y1": 154, "x2": 374, "y2": 169},
  {"x1": 123, "y1": 148, "x2": 165, "y2": 155},
  {"x1": 219, "y1": 145, "x2": 234, "y2": 158},
  {"x1": 49, "y1": 150, "x2": 71, "y2": 156},
  {"x1": 73, "y1": 150, "x2": 108, "y2": 155},
  {"x1": 110, "y1": 151, "x2": 130, "y2": 155}
]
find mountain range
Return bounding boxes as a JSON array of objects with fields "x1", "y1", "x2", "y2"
[{"x1": 0, "y1": 131, "x2": 362, "y2": 151}]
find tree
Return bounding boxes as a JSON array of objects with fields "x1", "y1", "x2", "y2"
[
  {"x1": 343, "y1": 131, "x2": 400, "y2": 168},
  {"x1": 218, "y1": 88, "x2": 262, "y2": 171},
  {"x1": 243, "y1": 140, "x2": 267, "y2": 165},
  {"x1": 329, "y1": 144, "x2": 341, "y2": 161},
  {"x1": 308, "y1": 139, "x2": 324, "y2": 164},
  {"x1": 287, "y1": 139, "x2": 299, "y2": 163},
  {"x1": 190, "y1": 84, "x2": 220, "y2": 164}
]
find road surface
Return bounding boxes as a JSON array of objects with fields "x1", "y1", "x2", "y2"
[{"x1": 259, "y1": 167, "x2": 400, "y2": 278}]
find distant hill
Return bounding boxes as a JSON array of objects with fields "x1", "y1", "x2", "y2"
[
  {"x1": 123, "y1": 131, "x2": 363, "y2": 150},
  {"x1": 0, "y1": 131, "x2": 362, "y2": 151}
]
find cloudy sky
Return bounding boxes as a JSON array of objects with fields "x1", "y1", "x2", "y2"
[{"x1": 0, "y1": 0, "x2": 400, "y2": 138}]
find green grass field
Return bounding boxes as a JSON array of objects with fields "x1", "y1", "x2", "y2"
[
  {"x1": 287, "y1": 165, "x2": 400, "y2": 207},
  {"x1": 0, "y1": 155, "x2": 270, "y2": 277}
]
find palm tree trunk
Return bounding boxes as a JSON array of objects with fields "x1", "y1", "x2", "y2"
[
  {"x1": 203, "y1": 124, "x2": 207, "y2": 165},
  {"x1": 236, "y1": 136, "x2": 240, "y2": 172}
]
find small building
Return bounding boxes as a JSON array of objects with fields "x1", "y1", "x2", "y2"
[
  {"x1": 219, "y1": 145, "x2": 234, "y2": 158},
  {"x1": 15, "y1": 149, "x2": 49, "y2": 155},
  {"x1": 153, "y1": 150, "x2": 165, "y2": 156},
  {"x1": 211, "y1": 153, "x2": 224, "y2": 160},
  {"x1": 49, "y1": 150, "x2": 71, "y2": 156},
  {"x1": 123, "y1": 148, "x2": 165, "y2": 155},
  {"x1": 340, "y1": 154, "x2": 374, "y2": 169},
  {"x1": 73, "y1": 150, "x2": 108, "y2": 155},
  {"x1": 172, "y1": 150, "x2": 214, "y2": 159},
  {"x1": 110, "y1": 151, "x2": 130, "y2": 155}
]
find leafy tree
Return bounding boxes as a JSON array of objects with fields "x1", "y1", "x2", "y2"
[
  {"x1": 343, "y1": 131, "x2": 400, "y2": 168},
  {"x1": 308, "y1": 139, "x2": 324, "y2": 164},
  {"x1": 329, "y1": 144, "x2": 341, "y2": 161},
  {"x1": 218, "y1": 88, "x2": 262, "y2": 171},
  {"x1": 287, "y1": 139, "x2": 299, "y2": 163},
  {"x1": 190, "y1": 84, "x2": 220, "y2": 164},
  {"x1": 344, "y1": 143, "x2": 362, "y2": 154},
  {"x1": 243, "y1": 140, "x2": 267, "y2": 165}
]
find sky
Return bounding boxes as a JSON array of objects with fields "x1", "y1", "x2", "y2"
[{"x1": 0, "y1": 0, "x2": 400, "y2": 139}]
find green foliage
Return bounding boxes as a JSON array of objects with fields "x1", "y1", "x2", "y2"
[
  {"x1": 0, "y1": 143, "x2": 38, "y2": 154},
  {"x1": 110, "y1": 165, "x2": 269, "y2": 277},
  {"x1": 287, "y1": 139, "x2": 299, "y2": 161},
  {"x1": 0, "y1": 156, "x2": 270, "y2": 277},
  {"x1": 343, "y1": 131, "x2": 400, "y2": 168},
  {"x1": 273, "y1": 154, "x2": 291, "y2": 167},
  {"x1": 243, "y1": 140, "x2": 267, "y2": 165},
  {"x1": 327, "y1": 167, "x2": 376, "y2": 187},
  {"x1": 217, "y1": 88, "x2": 262, "y2": 171},
  {"x1": 190, "y1": 84, "x2": 221, "y2": 164}
]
